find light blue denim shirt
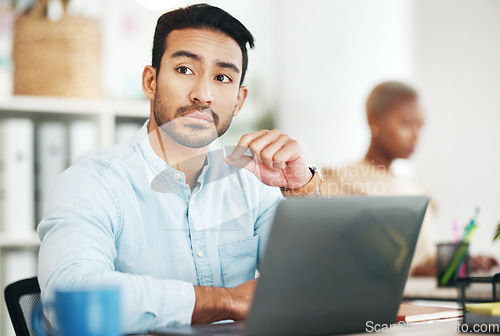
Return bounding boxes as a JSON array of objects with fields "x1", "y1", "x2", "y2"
[{"x1": 37, "y1": 121, "x2": 283, "y2": 334}]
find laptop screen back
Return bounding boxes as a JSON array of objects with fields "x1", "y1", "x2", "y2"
[{"x1": 245, "y1": 196, "x2": 428, "y2": 336}]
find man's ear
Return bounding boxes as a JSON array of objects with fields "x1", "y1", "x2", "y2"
[
  {"x1": 233, "y1": 86, "x2": 248, "y2": 117},
  {"x1": 142, "y1": 65, "x2": 156, "y2": 100}
]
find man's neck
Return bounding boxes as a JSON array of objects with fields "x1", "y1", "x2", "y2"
[{"x1": 148, "y1": 121, "x2": 209, "y2": 190}]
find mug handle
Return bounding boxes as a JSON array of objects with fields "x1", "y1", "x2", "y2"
[{"x1": 31, "y1": 300, "x2": 51, "y2": 336}]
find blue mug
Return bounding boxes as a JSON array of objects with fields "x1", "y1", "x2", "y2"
[{"x1": 32, "y1": 287, "x2": 121, "y2": 336}]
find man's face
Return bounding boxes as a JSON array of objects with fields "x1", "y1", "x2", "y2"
[
  {"x1": 376, "y1": 99, "x2": 424, "y2": 159},
  {"x1": 152, "y1": 28, "x2": 246, "y2": 148}
]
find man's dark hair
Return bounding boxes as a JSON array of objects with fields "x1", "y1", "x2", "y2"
[{"x1": 152, "y1": 3, "x2": 255, "y2": 86}]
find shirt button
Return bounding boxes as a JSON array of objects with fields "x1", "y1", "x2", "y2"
[
  {"x1": 189, "y1": 200, "x2": 194, "y2": 206},
  {"x1": 173, "y1": 172, "x2": 181, "y2": 180},
  {"x1": 197, "y1": 250, "x2": 204, "y2": 258}
]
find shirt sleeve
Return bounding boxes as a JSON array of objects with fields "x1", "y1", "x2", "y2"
[
  {"x1": 37, "y1": 162, "x2": 196, "y2": 334},
  {"x1": 253, "y1": 182, "x2": 284, "y2": 270}
]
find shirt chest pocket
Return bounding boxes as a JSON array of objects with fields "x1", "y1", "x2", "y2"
[{"x1": 218, "y1": 235, "x2": 259, "y2": 288}]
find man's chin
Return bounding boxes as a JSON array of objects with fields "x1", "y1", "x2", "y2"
[
  {"x1": 157, "y1": 118, "x2": 230, "y2": 148},
  {"x1": 184, "y1": 123, "x2": 215, "y2": 131},
  {"x1": 165, "y1": 130, "x2": 219, "y2": 149}
]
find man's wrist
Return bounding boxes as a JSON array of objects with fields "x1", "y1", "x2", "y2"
[
  {"x1": 192, "y1": 286, "x2": 234, "y2": 324},
  {"x1": 280, "y1": 165, "x2": 322, "y2": 197},
  {"x1": 220, "y1": 287, "x2": 237, "y2": 320}
]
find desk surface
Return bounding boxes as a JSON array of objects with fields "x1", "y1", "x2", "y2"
[
  {"x1": 403, "y1": 276, "x2": 460, "y2": 300},
  {"x1": 404, "y1": 275, "x2": 499, "y2": 301},
  {"x1": 140, "y1": 320, "x2": 462, "y2": 336},
  {"x1": 138, "y1": 276, "x2": 500, "y2": 335}
]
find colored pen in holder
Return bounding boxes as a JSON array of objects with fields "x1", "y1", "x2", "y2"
[{"x1": 437, "y1": 242, "x2": 471, "y2": 287}]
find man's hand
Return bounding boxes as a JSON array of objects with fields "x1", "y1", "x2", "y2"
[
  {"x1": 225, "y1": 129, "x2": 312, "y2": 189},
  {"x1": 191, "y1": 279, "x2": 258, "y2": 324}
]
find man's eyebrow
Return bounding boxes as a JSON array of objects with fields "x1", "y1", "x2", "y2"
[
  {"x1": 171, "y1": 50, "x2": 203, "y2": 61},
  {"x1": 216, "y1": 61, "x2": 240, "y2": 74},
  {"x1": 171, "y1": 50, "x2": 240, "y2": 74}
]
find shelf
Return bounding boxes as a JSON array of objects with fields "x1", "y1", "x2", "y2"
[
  {"x1": 0, "y1": 96, "x2": 150, "y2": 119},
  {"x1": 0, "y1": 231, "x2": 40, "y2": 248},
  {"x1": 111, "y1": 100, "x2": 151, "y2": 118}
]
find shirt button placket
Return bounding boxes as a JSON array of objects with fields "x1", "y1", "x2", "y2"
[{"x1": 188, "y1": 198, "x2": 214, "y2": 286}]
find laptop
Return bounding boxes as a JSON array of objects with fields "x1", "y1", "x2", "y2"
[{"x1": 150, "y1": 196, "x2": 429, "y2": 336}]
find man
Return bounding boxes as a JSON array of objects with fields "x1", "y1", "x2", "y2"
[{"x1": 38, "y1": 4, "x2": 321, "y2": 334}]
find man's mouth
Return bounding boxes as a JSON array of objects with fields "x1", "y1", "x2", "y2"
[{"x1": 180, "y1": 110, "x2": 215, "y2": 124}]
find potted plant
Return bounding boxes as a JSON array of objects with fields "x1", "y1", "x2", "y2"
[{"x1": 494, "y1": 221, "x2": 500, "y2": 242}]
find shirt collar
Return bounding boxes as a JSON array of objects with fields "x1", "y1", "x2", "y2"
[{"x1": 137, "y1": 120, "x2": 235, "y2": 191}]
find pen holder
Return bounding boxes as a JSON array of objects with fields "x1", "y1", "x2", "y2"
[
  {"x1": 458, "y1": 274, "x2": 500, "y2": 333},
  {"x1": 436, "y1": 242, "x2": 470, "y2": 287}
]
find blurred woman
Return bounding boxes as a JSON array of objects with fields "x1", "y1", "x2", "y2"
[
  {"x1": 321, "y1": 81, "x2": 499, "y2": 275},
  {"x1": 321, "y1": 81, "x2": 436, "y2": 275}
]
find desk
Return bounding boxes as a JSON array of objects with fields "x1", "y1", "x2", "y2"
[
  {"x1": 138, "y1": 276, "x2": 499, "y2": 336},
  {"x1": 139, "y1": 300, "x2": 464, "y2": 336},
  {"x1": 404, "y1": 276, "x2": 495, "y2": 301},
  {"x1": 403, "y1": 276, "x2": 460, "y2": 300},
  {"x1": 140, "y1": 320, "x2": 462, "y2": 336}
]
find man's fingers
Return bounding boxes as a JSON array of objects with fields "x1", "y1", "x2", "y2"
[
  {"x1": 225, "y1": 155, "x2": 257, "y2": 174},
  {"x1": 260, "y1": 134, "x2": 290, "y2": 169},
  {"x1": 271, "y1": 140, "x2": 301, "y2": 168},
  {"x1": 246, "y1": 129, "x2": 283, "y2": 165},
  {"x1": 229, "y1": 129, "x2": 270, "y2": 160}
]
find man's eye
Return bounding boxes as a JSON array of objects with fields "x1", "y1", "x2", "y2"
[
  {"x1": 177, "y1": 66, "x2": 193, "y2": 75},
  {"x1": 215, "y1": 74, "x2": 231, "y2": 83}
]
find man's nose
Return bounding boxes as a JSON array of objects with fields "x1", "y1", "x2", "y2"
[{"x1": 189, "y1": 77, "x2": 214, "y2": 105}]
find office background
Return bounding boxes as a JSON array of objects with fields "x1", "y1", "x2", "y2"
[
  {"x1": 0, "y1": 1, "x2": 499, "y2": 333},
  {"x1": 97, "y1": 0, "x2": 500, "y2": 255}
]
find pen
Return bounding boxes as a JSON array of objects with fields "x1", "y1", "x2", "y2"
[{"x1": 440, "y1": 225, "x2": 477, "y2": 286}]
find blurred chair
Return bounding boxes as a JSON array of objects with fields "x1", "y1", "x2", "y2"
[{"x1": 4, "y1": 277, "x2": 54, "y2": 336}]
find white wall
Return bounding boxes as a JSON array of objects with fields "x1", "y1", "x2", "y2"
[
  {"x1": 274, "y1": 0, "x2": 415, "y2": 167},
  {"x1": 412, "y1": 0, "x2": 500, "y2": 254},
  {"x1": 102, "y1": 0, "x2": 165, "y2": 99},
  {"x1": 272, "y1": 0, "x2": 500, "y2": 255}
]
